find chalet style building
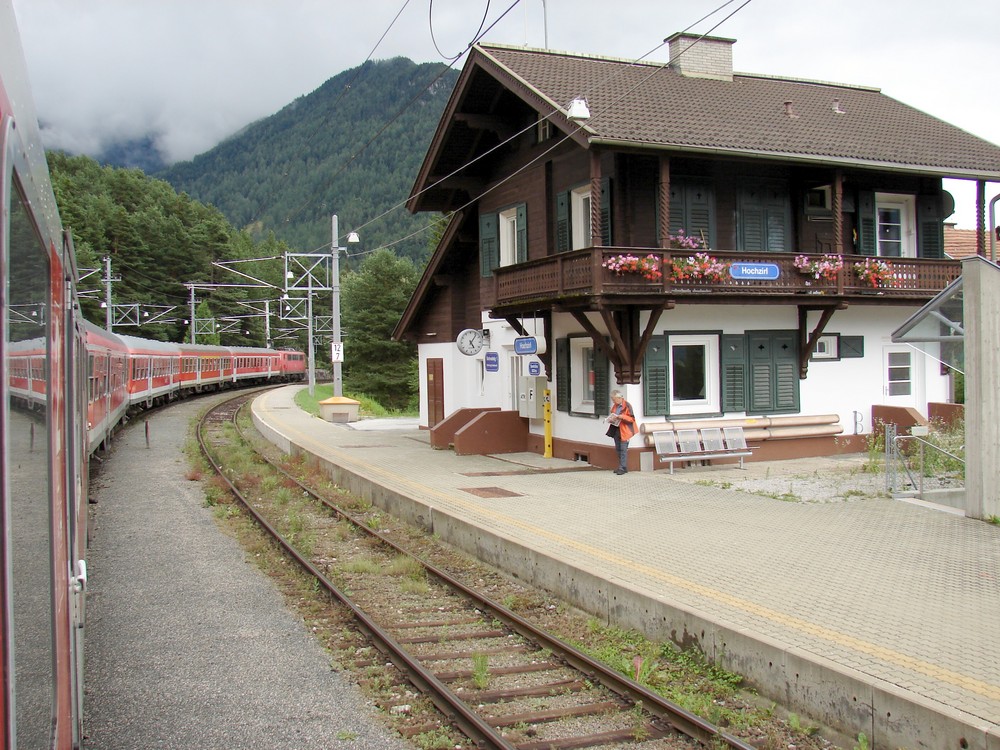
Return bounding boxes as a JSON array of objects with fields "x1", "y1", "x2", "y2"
[{"x1": 395, "y1": 35, "x2": 1000, "y2": 470}]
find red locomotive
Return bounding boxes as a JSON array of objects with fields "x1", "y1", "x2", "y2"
[{"x1": 0, "y1": 5, "x2": 305, "y2": 746}]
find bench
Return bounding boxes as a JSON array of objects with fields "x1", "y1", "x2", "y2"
[{"x1": 653, "y1": 426, "x2": 753, "y2": 474}]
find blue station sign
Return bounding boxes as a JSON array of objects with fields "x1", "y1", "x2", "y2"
[
  {"x1": 528, "y1": 361, "x2": 541, "y2": 376},
  {"x1": 484, "y1": 351, "x2": 500, "y2": 372},
  {"x1": 513, "y1": 337, "x2": 538, "y2": 355},
  {"x1": 730, "y1": 262, "x2": 780, "y2": 280}
]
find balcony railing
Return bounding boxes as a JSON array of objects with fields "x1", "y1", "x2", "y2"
[{"x1": 489, "y1": 248, "x2": 961, "y2": 309}]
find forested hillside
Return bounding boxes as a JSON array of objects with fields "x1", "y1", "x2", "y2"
[{"x1": 157, "y1": 57, "x2": 457, "y2": 266}]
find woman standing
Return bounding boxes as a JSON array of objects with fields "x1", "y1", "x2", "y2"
[{"x1": 605, "y1": 390, "x2": 636, "y2": 475}]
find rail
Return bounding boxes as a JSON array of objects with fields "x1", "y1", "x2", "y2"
[{"x1": 489, "y1": 248, "x2": 960, "y2": 307}]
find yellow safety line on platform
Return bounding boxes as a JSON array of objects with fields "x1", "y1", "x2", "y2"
[{"x1": 259, "y1": 394, "x2": 1000, "y2": 705}]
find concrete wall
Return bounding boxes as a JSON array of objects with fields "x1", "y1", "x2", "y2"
[{"x1": 963, "y1": 257, "x2": 1000, "y2": 520}]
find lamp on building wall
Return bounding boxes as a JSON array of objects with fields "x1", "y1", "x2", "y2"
[{"x1": 567, "y1": 97, "x2": 590, "y2": 121}]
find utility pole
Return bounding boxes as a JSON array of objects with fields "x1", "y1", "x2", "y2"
[
  {"x1": 189, "y1": 285, "x2": 197, "y2": 344},
  {"x1": 103, "y1": 256, "x2": 114, "y2": 330},
  {"x1": 331, "y1": 215, "x2": 343, "y2": 397}
]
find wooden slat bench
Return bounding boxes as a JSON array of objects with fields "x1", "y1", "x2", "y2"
[{"x1": 653, "y1": 426, "x2": 753, "y2": 474}]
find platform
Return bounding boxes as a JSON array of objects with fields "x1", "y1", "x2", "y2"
[{"x1": 252, "y1": 385, "x2": 1000, "y2": 750}]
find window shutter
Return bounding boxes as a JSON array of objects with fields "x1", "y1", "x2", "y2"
[
  {"x1": 479, "y1": 213, "x2": 498, "y2": 277},
  {"x1": 840, "y1": 335, "x2": 864, "y2": 358},
  {"x1": 857, "y1": 191, "x2": 876, "y2": 256},
  {"x1": 747, "y1": 333, "x2": 774, "y2": 412},
  {"x1": 600, "y1": 177, "x2": 612, "y2": 246},
  {"x1": 594, "y1": 340, "x2": 611, "y2": 416},
  {"x1": 687, "y1": 183, "x2": 715, "y2": 249},
  {"x1": 643, "y1": 335, "x2": 669, "y2": 416},
  {"x1": 772, "y1": 333, "x2": 800, "y2": 411},
  {"x1": 516, "y1": 203, "x2": 528, "y2": 262},
  {"x1": 916, "y1": 194, "x2": 944, "y2": 259},
  {"x1": 720, "y1": 334, "x2": 746, "y2": 413},
  {"x1": 555, "y1": 191, "x2": 570, "y2": 253},
  {"x1": 668, "y1": 182, "x2": 687, "y2": 235},
  {"x1": 555, "y1": 337, "x2": 570, "y2": 412},
  {"x1": 738, "y1": 186, "x2": 766, "y2": 251},
  {"x1": 668, "y1": 181, "x2": 715, "y2": 248},
  {"x1": 738, "y1": 182, "x2": 788, "y2": 252}
]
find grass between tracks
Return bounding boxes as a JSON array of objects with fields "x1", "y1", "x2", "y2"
[{"x1": 190, "y1": 404, "x2": 855, "y2": 750}]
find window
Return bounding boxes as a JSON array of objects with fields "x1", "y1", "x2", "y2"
[
  {"x1": 669, "y1": 335, "x2": 719, "y2": 415},
  {"x1": 570, "y1": 186, "x2": 591, "y2": 250},
  {"x1": 555, "y1": 179, "x2": 611, "y2": 252},
  {"x1": 555, "y1": 336, "x2": 610, "y2": 417},
  {"x1": 644, "y1": 333, "x2": 720, "y2": 416},
  {"x1": 480, "y1": 205, "x2": 526, "y2": 276},
  {"x1": 571, "y1": 337, "x2": 596, "y2": 414},
  {"x1": 887, "y1": 351, "x2": 912, "y2": 396},
  {"x1": 499, "y1": 207, "x2": 518, "y2": 266},
  {"x1": 875, "y1": 194, "x2": 915, "y2": 258}
]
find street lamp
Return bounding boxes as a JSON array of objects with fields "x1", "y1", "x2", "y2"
[{"x1": 331, "y1": 214, "x2": 359, "y2": 398}]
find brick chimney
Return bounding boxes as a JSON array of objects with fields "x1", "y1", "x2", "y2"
[{"x1": 666, "y1": 33, "x2": 735, "y2": 82}]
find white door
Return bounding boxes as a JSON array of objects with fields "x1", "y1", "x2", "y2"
[
  {"x1": 505, "y1": 350, "x2": 523, "y2": 411},
  {"x1": 882, "y1": 345, "x2": 923, "y2": 406}
]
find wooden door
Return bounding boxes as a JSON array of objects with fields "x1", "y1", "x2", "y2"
[{"x1": 426, "y1": 358, "x2": 444, "y2": 427}]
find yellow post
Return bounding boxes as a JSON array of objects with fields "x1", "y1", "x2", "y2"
[{"x1": 543, "y1": 388, "x2": 553, "y2": 458}]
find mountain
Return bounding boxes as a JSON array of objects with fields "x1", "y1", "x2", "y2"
[
  {"x1": 155, "y1": 57, "x2": 458, "y2": 266},
  {"x1": 98, "y1": 135, "x2": 167, "y2": 174}
]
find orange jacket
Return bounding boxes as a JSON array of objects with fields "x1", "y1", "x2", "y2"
[{"x1": 612, "y1": 400, "x2": 636, "y2": 441}]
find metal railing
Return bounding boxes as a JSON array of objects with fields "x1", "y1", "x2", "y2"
[{"x1": 885, "y1": 424, "x2": 965, "y2": 504}]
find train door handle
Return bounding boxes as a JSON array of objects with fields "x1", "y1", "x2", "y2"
[{"x1": 71, "y1": 559, "x2": 87, "y2": 594}]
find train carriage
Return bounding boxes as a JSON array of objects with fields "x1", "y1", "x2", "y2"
[
  {"x1": 0, "y1": 5, "x2": 308, "y2": 746},
  {"x1": 115, "y1": 334, "x2": 181, "y2": 409}
]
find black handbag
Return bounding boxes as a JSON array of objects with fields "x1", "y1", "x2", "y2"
[{"x1": 605, "y1": 424, "x2": 618, "y2": 437}]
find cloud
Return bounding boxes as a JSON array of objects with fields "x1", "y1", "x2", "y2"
[{"x1": 12, "y1": 0, "x2": 1000, "y2": 227}]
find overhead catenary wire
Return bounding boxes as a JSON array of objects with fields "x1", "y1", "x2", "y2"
[{"x1": 343, "y1": 0, "x2": 755, "y2": 258}]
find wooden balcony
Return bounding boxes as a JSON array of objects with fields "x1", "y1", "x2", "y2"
[{"x1": 487, "y1": 248, "x2": 961, "y2": 314}]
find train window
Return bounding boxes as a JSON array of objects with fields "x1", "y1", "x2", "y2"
[{"x1": 5, "y1": 181, "x2": 55, "y2": 745}]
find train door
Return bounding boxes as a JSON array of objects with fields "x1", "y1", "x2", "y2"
[{"x1": 3, "y1": 138, "x2": 59, "y2": 748}]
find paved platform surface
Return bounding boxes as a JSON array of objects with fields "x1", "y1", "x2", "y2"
[
  {"x1": 84, "y1": 393, "x2": 409, "y2": 750},
  {"x1": 253, "y1": 386, "x2": 1000, "y2": 749}
]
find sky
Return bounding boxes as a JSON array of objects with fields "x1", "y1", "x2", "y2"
[{"x1": 11, "y1": 0, "x2": 1000, "y2": 230}]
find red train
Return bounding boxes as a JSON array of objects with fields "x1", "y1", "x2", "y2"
[{"x1": 0, "y1": 5, "x2": 305, "y2": 746}]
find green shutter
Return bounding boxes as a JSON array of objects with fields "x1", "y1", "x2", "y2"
[
  {"x1": 600, "y1": 177, "x2": 612, "y2": 246},
  {"x1": 738, "y1": 183, "x2": 788, "y2": 252},
  {"x1": 738, "y1": 186, "x2": 766, "y2": 251},
  {"x1": 479, "y1": 213, "x2": 498, "y2": 277},
  {"x1": 516, "y1": 203, "x2": 528, "y2": 262},
  {"x1": 857, "y1": 191, "x2": 876, "y2": 256},
  {"x1": 840, "y1": 335, "x2": 864, "y2": 358},
  {"x1": 668, "y1": 182, "x2": 687, "y2": 236},
  {"x1": 555, "y1": 191, "x2": 570, "y2": 253},
  {"x1": 555, "y1": 337, "x2": 570, "y2": 413},
  {"x1": 720, "y1": 334, "x2": 746, "y2": 413},
  {"x1": 643, "y1": 335, "x2": 669, "y2": 416},
  {"x1": 594, "y1": 340, "x2": 611, "y2": 416},
  {"x1": 916, "y1": 194, "x2": 944, "y2": 259},
  {"x1": 772, "y1": 333, "x2": 799, "y2": 411},
  {"x1": 687, "y1": 183, "x2": 715, "y2": 249}
]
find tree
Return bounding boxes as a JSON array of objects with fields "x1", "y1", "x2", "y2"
[{"x1": 341, "y1": 248, "x2": 418, "y2": 410}]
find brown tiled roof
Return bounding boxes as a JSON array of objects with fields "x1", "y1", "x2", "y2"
[
  {"x1": 944, "y1": 225, "x2": 998, "y2": 259},
  {"x1": 479, "y1": 44, "x2": 1000, "y2": 179}
]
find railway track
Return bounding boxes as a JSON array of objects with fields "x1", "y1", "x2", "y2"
[{"x1": 197, "y1": 392, "x2": 760, "y2": 750}]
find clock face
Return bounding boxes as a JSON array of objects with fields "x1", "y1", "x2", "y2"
[{"x1": 456, "y1": 328, "x2": 484, "y2": 355}]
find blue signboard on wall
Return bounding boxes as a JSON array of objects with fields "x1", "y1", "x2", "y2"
[
  {"x1": 730, "y1": 262, "x2": 780, "y2": 280},
  {"x1": 528, "y1": 361, "x2": 541, "y2": 376},
  {"x1": 484, "y1": 351, "x2": 499, "y2": 372}
]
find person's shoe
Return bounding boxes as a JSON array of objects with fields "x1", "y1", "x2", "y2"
[{"x1": 613, "y1": 468, "x2": 625, "y2": 474}]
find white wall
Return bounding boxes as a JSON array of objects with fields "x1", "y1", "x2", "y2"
[{"x1": 418, "y1": 305, "x2": 951, "y2": 444}]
